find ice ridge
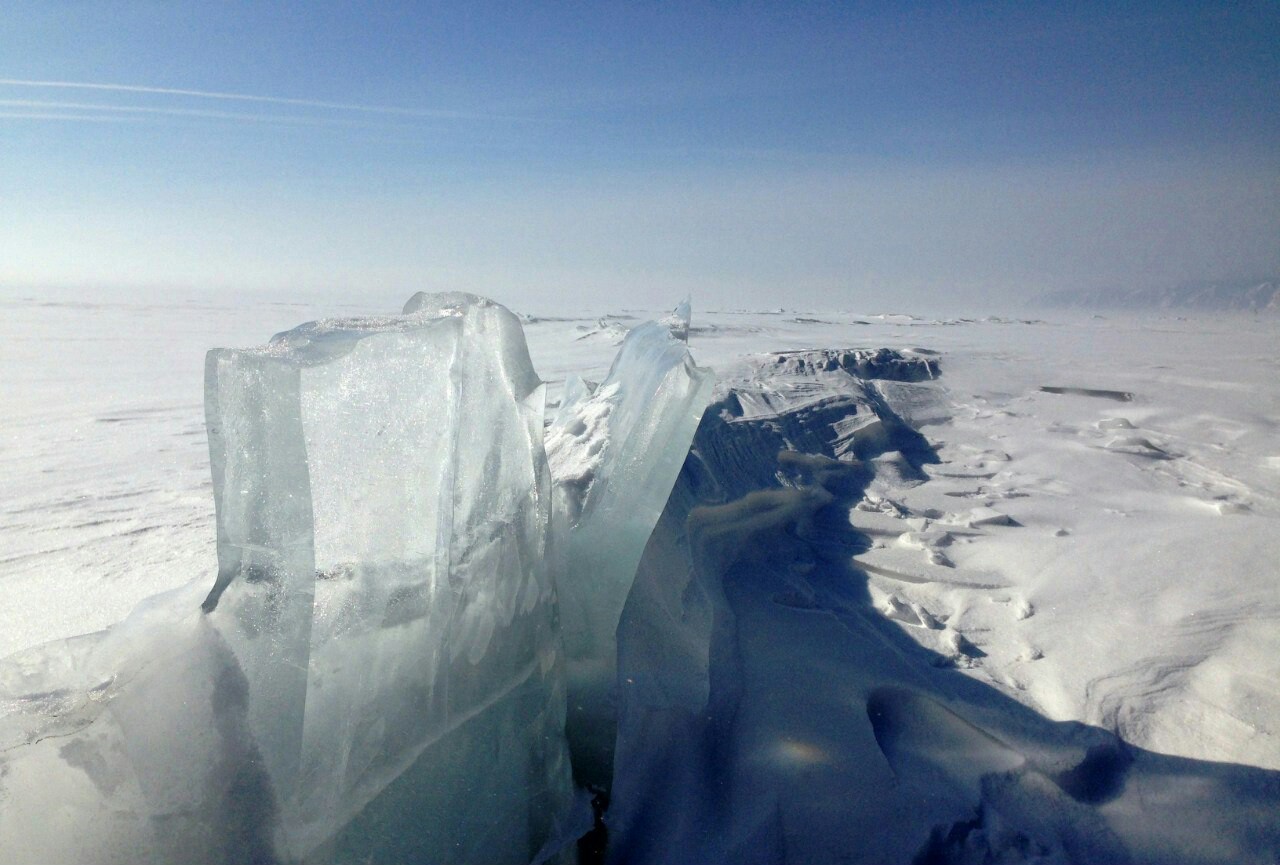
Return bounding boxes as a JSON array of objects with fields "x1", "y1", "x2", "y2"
[{"x1": 0, "y1": 293, "x2": 715, "y2": 864}]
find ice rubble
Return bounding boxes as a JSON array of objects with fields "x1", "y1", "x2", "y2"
[
  {"x1": 0, "y1": 292, "x2": 712, "y2": 864},
  {"x1": 199, "y1": 291, "x2": 576, "y2": 861}
]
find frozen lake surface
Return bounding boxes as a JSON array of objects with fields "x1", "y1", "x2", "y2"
[{"x1": 1, "y1": 287, "x2": 1277, "y2": 862}]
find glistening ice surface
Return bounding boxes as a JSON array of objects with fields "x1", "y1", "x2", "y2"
[
  {"x1": 205, "y1": 292, "x2": 575, "y2": 861},
  {"x1": 546, "y1": 320, "x2": 714, "y2": 784},
  {"x1": 0, "y1": 294, "x2": 577, "y2": 864}
]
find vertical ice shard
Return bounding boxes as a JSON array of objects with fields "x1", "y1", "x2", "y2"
[
  {"x1": 204, "y1": 292, "x2": 574, "y2": 862},
  {"x1": 661, "y1": 297, "x2": 692, "y2": 342},
  {"x1": 545, "y1": 320, "x2": 714, "y2": 784}
]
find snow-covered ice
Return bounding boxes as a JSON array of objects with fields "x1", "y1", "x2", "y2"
[
  {"x1": 1, "y1": 286, "x2": 1278, "y2": 863},
  {"x1": 606, "y1": 323, "x2": 1280, "y2": 863}
]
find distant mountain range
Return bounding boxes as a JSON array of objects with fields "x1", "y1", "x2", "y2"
[{"x1": 1040, "y1": 280, "x2": 1279, "y2": 314}]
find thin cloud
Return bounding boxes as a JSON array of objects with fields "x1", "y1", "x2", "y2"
[
  {"x1": 0, "y1": 110, "x2": 133, "y2": 124},
  {"x1": 0, "y1": 98, "x2": 408, "y2": 129},
  {"x1": 0, "y1": 78, "x2": 519, "y2": 121}
]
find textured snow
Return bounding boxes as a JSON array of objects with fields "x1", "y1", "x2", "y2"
[{"x1": 608, "y1": 336, "x2": 1280, "y2": 863}]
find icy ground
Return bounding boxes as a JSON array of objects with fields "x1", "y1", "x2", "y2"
[{"x1": 1, "y1": 287, "x2": 1278, "y2": 862}]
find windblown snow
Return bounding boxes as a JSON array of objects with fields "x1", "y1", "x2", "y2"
[{"x1": 0, "y1": 288, "x2": 1277, "y2": 864}]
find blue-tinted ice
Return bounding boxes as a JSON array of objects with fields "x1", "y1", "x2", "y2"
[
  {"x1": 0, "y1": 294, "x2": 584, "y2": 864},
  {"x1": 203, "y1": 292, "x2": 575, "y2": 860},
  {"x1": 545, "y1": 321, "x2": 714, "y2": 783}
]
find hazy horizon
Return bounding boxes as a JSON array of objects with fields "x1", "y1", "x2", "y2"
[{"x1": 3, "y1": 3, "x2": 1277, "y2": 312}]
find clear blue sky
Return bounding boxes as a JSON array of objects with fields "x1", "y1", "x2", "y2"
[{"x1": 2, "y1": 2, "x2": 1277, "y2": 312}]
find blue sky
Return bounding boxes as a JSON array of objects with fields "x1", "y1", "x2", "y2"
[{"x1": 2, "y1": 2, "x2": 1277, "y2": 312}]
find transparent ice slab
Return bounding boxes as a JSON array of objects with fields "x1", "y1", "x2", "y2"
[
  {"x1": 546, "y1": 320, "x2": 714, "y2": 785},
  {"x1": 201, "y1": 292, "x2": 574, "y2": 860}
]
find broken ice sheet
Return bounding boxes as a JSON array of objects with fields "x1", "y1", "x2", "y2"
[
  {"x1": 0, "y1": 293, "x2": 709, "y2": 862},
  {"x1": 546, "y1": 320, "x2": 714, "y2": 784},
  {"x1": 202, "y1": 293, "x2": 575, "y2": 861}
]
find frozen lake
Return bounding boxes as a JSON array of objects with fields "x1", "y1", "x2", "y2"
[{"x1": 2, "y1": 287, "x2": 1277, "y2": 861}]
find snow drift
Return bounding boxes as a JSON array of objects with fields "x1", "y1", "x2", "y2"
[{"x1": 605, "y1": 347, "x2": 1280, "y2": 864}]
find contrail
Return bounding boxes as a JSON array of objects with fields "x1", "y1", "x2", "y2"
[
  {"x1": 0, "y1": 78, "x2": 510, "y2": 121},
  {"x1": 0, "y1": 110, "x2": 132, "y2": 124},
  {"x1": 0, "y1": 98, "x2": 400, "y2": 128}
]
